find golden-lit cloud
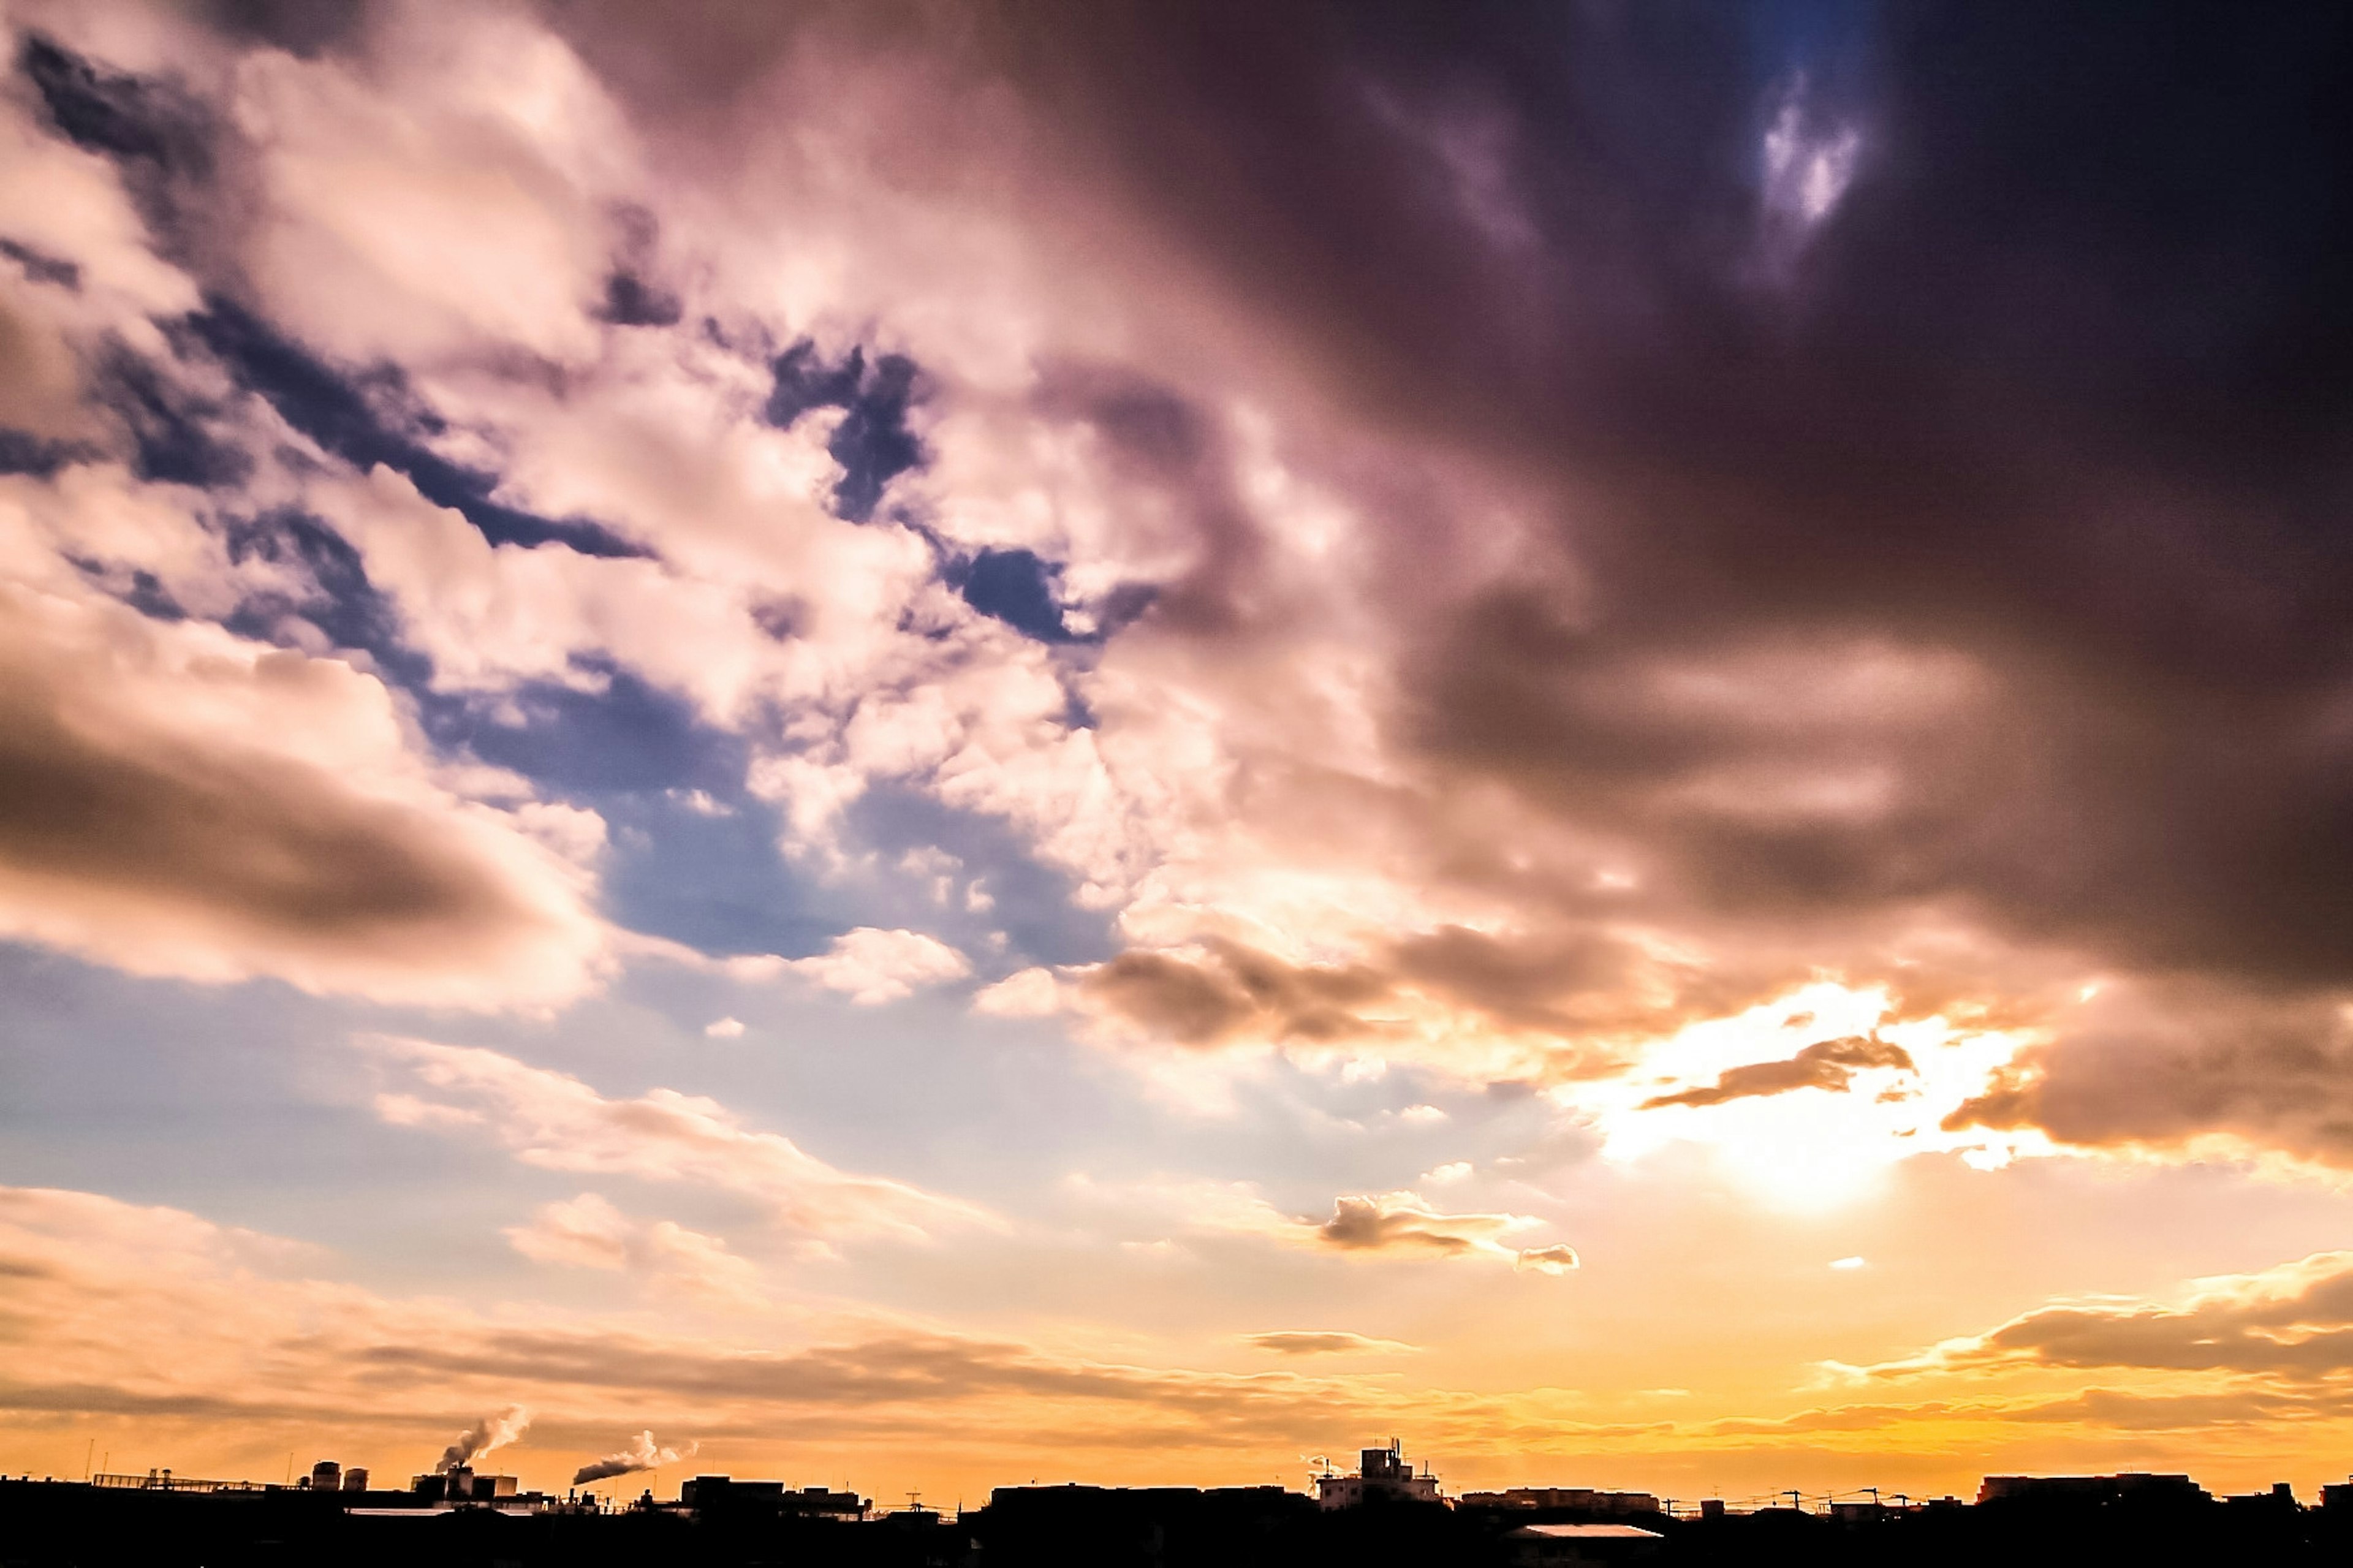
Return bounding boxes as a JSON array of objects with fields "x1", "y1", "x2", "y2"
[
  {"x1": 1066, "y1": 1174, "x2": 1576, "y2": 1274},
  {"x1": 1865, "y1": 1251, "x2": 2353, "y2": 1383},
  {"x1": 1242, "y1": 1331, "x2": 1419, "y2": 1357},
  {"x1": 1640, "y1": 1036, "x2": 1914, "y2": 1110},
  {"x1": 1312, "y1": 1193, "x2": 1578, "y2": 1274}
]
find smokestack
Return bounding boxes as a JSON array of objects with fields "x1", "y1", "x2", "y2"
[
  {"x1": 435, "y1": 1406, "x2": 531, "y2": 1474},
  {"x1": 572, "y1": 1431, "x2": 697, "y2": 1487}
]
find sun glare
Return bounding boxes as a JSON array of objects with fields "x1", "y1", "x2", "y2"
[{"x1": 1568, "y1": 982, "x2": 2048, "y2": 1209}]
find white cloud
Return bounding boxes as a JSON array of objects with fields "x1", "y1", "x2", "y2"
[
  {"x1": 781, "y1": 926, "x2": 972, "y2": 1004},
  {"x1": 703, "y1": 1017, "x2": 746, "y2": 1039},
  {"x1": 972, "y1": 966, "x2": 1064, "y2": 1018}
]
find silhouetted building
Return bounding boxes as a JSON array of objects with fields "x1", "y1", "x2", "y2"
[
  {"x1": 681, "y1": 1475, "x2": 784, "y2": 1508},
  {"x1": 306, "y1": 1461, "x2": 339, "y2": 1493},
  {"x1": 2219, "y1": 1481, "x2": 2297, "y2": 1510},
  {"x1": 1316, "y1": 1441, "x2": 1443, "y2": 1509},
  {"x1": 1978, "y1": 1472, "x2": 2209, "y2": 1507},
  {"x1": 341, "y1": 1467, "x2": 368, "y2": 1491},
  {"x1": 678, "y1": 1475, "x2": 868, "y2": 1520},
  {"x1": 790, "y1": 1484, "x2": 868, "y2": 1520},
  {"x1": 1463, "y1": 1488, "x2": 1662, "y2": 1517},
  {"x1": 1507, "y1": 1521, "x2": 1664, "y2": 1565},
  {"x1": 406, "y1": 1469, "x2": 515, "y2": 1504},
  {"x1": 981, "y1": 1483, "x2": 1317, "y2": 1568}
]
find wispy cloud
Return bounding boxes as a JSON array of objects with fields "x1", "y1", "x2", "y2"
[
  {"x1": 366, "y1": 1037, "x2": 992, "y2": 1241},
  {"x1": 506, "y1": 1194, "x2": 765, "y2": 1308}
]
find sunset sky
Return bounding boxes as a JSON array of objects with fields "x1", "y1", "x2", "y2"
[{"x1": 6, "y1": 0, "x2": 2353, "y2": 1507}]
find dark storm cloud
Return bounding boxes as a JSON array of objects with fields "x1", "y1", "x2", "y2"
[
  {"x1": 1945, "y1": 984, "x2": 2353, "y2": 1168},
  {"x1": 1081, "y1": 938, "x2": 1391, "y2": 1048},
  {"x1": 889, "y1": 1, "x2": 2353, "y2": 1142},
  {"x1": 16, "y1": 0, "x2": 2340, "y2": 1148},
  {"x1": 1075, "y1": 925, "x2": 1689, "y2": 1057}
]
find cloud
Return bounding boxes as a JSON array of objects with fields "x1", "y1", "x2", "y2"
[
  {"x1": 1243, "y1": 1331, "x2": 1418, "y2": 1357},
  {"x1": 703, "y1": 1017, "x2": 746, "y2": 1038},
  {"x1": 0, "y1": 1182, "x2": 1482, "y2": 1465},
  {"x1": 1642, "y1": 1036, "x2": 1914, "y2": 1111},
  {"x1": 1943, "y1": 983, "x2": 2353, "y2": 1169},
  {"x1": 0, "y1": 556, "x2": 609, "y2": 1009},
  {"x1": 972, "y1": 965, "x2": 1063, "y2": 1017},
  {"x1": 1067, "y1": 1173, "x2": 1577, "y2": 1274},
  {"x1": 1312, "y1": 1192, "x2": 1576, "y2": 1273},
  {"x1": 504, "y1": 1194, "x2": 763, "y2": 1308},
  {"x1": 778, "y1": 926, "x2": 971, "y2": 1004},
  {"x1": 1076, "y1": 939, "x2": 1392, "y2": 1048},
  {"x1": 1513, "y1": 1244, "x2": 1581, "y2": 1276},
  {"x1": 9, "y1": 1181, "x2": 2344, "y2": 1479},
  {"x1": 9, "y1": 0, "x2": 2353, "y2": 1189},
  {"x1": 1870, "y1": 1250, "x2": 2353, "y2": 1383},
  {"x1": 366, "y1": 1037, "x2": 992, "y2": 1241}
]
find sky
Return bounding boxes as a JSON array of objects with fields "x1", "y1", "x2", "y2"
[{"x1": 2, "y1": 0, "x2": 2353, "y2": 1509}]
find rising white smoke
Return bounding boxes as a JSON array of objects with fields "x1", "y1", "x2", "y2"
[
  {"x1": 435, "y1": 1405, "x2": 531, "y2": 1472},
  {"x1": 572, "y1": 1431, "x2": 697, "y2": 1486}
]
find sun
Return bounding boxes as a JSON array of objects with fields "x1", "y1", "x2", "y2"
[{"x1": 1569, "y1": 982, "x2": 2050, "y2": 1210}]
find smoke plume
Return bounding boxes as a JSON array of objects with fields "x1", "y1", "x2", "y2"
[
  {"x1": 573, "y1": 1431, "x2": 697, "y2": 1487},
  {"x1": 435, "y1": 1405, "x2": 530, "y2": 1472}
]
